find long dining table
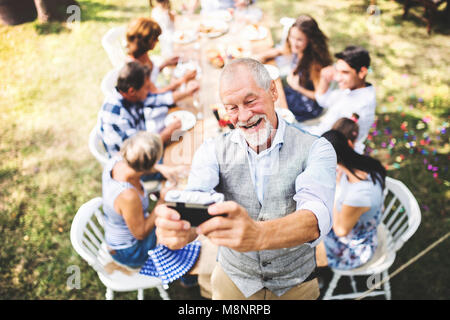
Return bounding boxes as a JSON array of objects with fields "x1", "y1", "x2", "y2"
[{"x1": 162, "y1": 11, "x2": 288, "y2": 167}]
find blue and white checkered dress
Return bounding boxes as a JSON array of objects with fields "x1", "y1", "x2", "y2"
[{"x1": 140, "y1": 241, "x2": 201, "y2": 285}]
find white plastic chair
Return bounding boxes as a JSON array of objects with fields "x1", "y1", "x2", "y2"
[
  {"x1": 70, "y1": 197, "x2": 170, "y2": 300},
  {"x1": 323, "y1": 177, "x2": 421, "y2": 300},
  {"x1": 101, "y1": 67, "x2": 121, "y2": 99},
  {"x1": 88, "y1": 125, "x2": 109, "y2": 167},
  {"x1": 102, "y1": 26, "x2": 127, "y2": 68}
]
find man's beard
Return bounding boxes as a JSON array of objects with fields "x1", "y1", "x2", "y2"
[{"x1": 236, "y1": 114, "x2": 273, "y2": 149}]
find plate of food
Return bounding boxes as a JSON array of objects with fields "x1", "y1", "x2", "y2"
[
  {"x1": 243, "y1": 24, "x2": 268, "y2": 41},
  {"x1": 173, "y1": 30, "x2": 198, "y2": 44},
  {"x1": 226, "y1": 45, "x2": 245, "y2": 60},
  {"x1": 264, "y1": 64, "x2": 280, "y2": 80},
  {"x1": 164, "y1": 110, "x2": 197, "y2": 131},
  {"x1": 206, "y1": 48, "x2": 225, "y2": 68},
  {"x1": 198, "y1": 20, "x2": 229, "y2": 38},
  {"x1": 276, "y1": 108, "x2": 295, "y2": 124}
]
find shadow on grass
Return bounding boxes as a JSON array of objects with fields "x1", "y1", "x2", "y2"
[
  {"x1": 79, "y1": 0, "x2": 148, "y2": 23},
  {"x1": 32, "y1": 0, "x2": 149, "y2": 35},
  {"x1": 33, "y1": 22, "x2": 71, "y2": 35},
  {"x1": 392, "y1": 0, "x2": 450, "y2": 35}
]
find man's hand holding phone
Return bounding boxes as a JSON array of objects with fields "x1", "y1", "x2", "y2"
[{"x1": 154, "y1": 190, "x2": 226, "y2": 250}]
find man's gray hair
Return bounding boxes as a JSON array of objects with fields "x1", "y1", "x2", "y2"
[{"x1": 220, "y1": 58, "x2": 272, "y2": 91}]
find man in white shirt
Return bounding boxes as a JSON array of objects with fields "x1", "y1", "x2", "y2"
[{"x1": 302, "y1": 46, "x2": 376, "y2": 153}]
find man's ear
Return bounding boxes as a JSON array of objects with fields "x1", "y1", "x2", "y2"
[
  {"x1": 270, "y1": 80, "x2": 278, "y2": 102},
  {"x1": 358, "y1": 66, "x2": 368, "y2": 80}
]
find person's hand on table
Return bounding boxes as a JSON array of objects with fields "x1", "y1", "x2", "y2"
[
  {"x1": 185, "y1": 80, "x2": 200, "y2": 95},
  {"x1": 161, "y1": 56, "x2": 180, "y2": 70},
  {"x1": 196, "y1": 201, "x2": 263, "y2": 252},
  {"x1": 170, "y1": 70, "x2": 198, "y2": 90},
  {"x1": 183, "y1": 69, "x2": 197, "y2": 82},
  {"x1": 155, "y1": 204, "x2": 197, "y2": 250}
]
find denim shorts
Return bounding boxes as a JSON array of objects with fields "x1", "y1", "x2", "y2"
[{"x1": 110, "y1": 229, "x2": 157, "y2": 268}]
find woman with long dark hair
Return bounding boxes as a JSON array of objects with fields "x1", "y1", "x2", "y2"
[
  {"x1": 317, "y1": 129, "x2": 386, "y2": 270},
  {"x1": 258, "y1": 14, "x2": 332, "y2": 121}
]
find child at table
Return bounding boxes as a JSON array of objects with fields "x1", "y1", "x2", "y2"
[
  {"x1": 258, "y1": 15, "x2": 332, "y2": 122},
  {"x1": 150, "y1": 0, "x2": 175, "y2": 35}
]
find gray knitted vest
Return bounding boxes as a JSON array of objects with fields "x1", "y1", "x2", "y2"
[{"x1": 214, "y1": 123, "x2": 318, "y2": 297}]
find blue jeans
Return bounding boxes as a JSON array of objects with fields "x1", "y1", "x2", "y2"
[{"x1": 110, "y1": 229, "x2": 157, "y2": 268}]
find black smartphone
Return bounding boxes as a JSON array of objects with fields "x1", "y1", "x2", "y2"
[{"x1": 166, "y1": 202, "x2": 227, "y2": 227}]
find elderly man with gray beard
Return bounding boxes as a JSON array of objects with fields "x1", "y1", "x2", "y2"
[{"x1": 155, "y1": 58, "x2": 337, "y2": 300}]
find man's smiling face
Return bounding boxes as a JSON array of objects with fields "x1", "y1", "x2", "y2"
[{"x1": 220, "y1": 65, "x2": 278, "y2": 150}]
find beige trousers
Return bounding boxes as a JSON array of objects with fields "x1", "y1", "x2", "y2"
[{"x1": 211, "y1": 263, "x2": 320, "y2": 300}]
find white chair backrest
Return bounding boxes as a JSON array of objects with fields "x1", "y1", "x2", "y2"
[
  {"x1": 279, "y1": 17, "x2": 295, "y2": 47},
  {"x1": 70, "y1": 197, "x2": 110, "y2": 276},
  {"x1": 102, "y1": 26, "x2": 127, "y2": 68},
  {"x1": 381, "y1": 177, "x2": 421, "y2": 252},
  {"x1": 101, "y1": 67, "x2": 121, "y2": 99},
  {"x1": 88, "y1": 125, "x2": 109, "y2": 167}
]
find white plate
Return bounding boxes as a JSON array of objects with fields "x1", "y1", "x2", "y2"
[
  {"x1": 199, "y1": 20, "x2": 229, "y2": 38},
  {"x1": 264, "y1": 64, "x2": 280, "y2": 80},
  {"x1": 243, "y1": 25, "x2": 268, "y2": 41},
  {"x1": 276, "y1": 108, "x2": 295, "y2": 124},
  {"x1": 173, "y1": 30, "x2": 198, "y2": 44},
  {"x1": 164, "y1": 110, "x2": 197, "y2": 131}
]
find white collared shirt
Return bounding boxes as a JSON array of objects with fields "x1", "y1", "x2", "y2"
[
  {"x1": 307, "y1": 83, "x2": 376, "y2": 153},
  {"x1": 186, "y1": 112, "x2": 336, "y2": 246}
]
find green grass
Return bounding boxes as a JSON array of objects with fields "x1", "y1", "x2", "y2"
[{"x1": 0, "y1": 0, "x2": 449, "y2": 299}]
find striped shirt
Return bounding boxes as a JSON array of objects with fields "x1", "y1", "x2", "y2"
[{"x1": 98, "y1": 90, "x2": 174, "y2": 157}]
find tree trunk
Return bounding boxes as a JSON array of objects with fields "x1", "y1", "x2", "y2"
[
  {"x1": 0, "y1": 0, "x2": 37, "y2": 25},
  {"x1": 34, "y1": 0, "x2": 79, "y2": 22}
]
